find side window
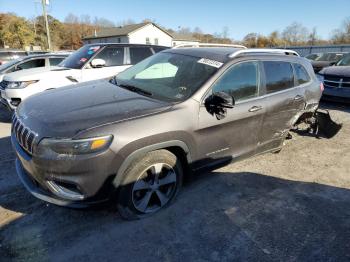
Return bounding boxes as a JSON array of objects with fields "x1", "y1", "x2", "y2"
[
  {"x1": 130, "y1": 47, "x2": 153, "y2": 64},
  {"x1": 294, "y1": 63, "x2": 310, "y2": 85},
  {"x1": 17, "y1": 59, "x2": 45, "y2": 70},
  {"x1": 49, "y1": 57, "x2": 65, "y2": 66},
  {"x1": 94, "y1": 47, "x2": 124, "y2": 66},
  {"x1": 212, "y1": 61, "x2": 259, "y2": 102},
  {"x1": 263, "y1": 61, "x2": 294, "y2": 94}
]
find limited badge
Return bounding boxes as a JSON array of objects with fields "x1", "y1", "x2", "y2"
[{"x1": 197, "y1": 58, "x2": 223, "y2": 68}]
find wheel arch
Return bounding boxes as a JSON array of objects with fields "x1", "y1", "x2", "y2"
[{"x1": 113, "y1": 140, "x2": 192, "y2": 188}]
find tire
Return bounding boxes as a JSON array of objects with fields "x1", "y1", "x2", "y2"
[{"x1": 116, "y1": 149, "x2": 183, "y2": 220}]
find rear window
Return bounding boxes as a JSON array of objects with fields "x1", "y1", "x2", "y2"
[
  {"x1": 152, "y1": 47, "x2": 167, "y2": 53},
  {"x1": 18, "y1": 58, "x2": 45, "y2": 69},
  {"x1": 130, "y1": 47, "x2": 153, "y2": 64},
  {"x1": 294, "y1": 63, "x2": 310, "y2": 85},
  {"x1": 263, "y1": 61, "x2": 294, "y2": 94}
]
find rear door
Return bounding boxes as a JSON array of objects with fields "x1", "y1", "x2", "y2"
[
  {"x1": 128, "y1": 46, "x2": 154, "y2": 64},
  {"x1": 195, "y1": 60, "x2": 265, "y2": 167},
  {"x1": 257, "y1": 60, "x2": 303, "y2": 152}
]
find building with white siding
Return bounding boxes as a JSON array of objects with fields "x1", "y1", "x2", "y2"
[{"x1": 83, "y1": 22, "x2": 199, "y2": 47}]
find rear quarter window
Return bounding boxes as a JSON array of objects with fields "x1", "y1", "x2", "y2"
[
  {"x1": 294, "y1": 63, "x2": 311, "y2": 85},
  {"x1": 263, "y1": 61, "x2": 294, "y2": 94}
]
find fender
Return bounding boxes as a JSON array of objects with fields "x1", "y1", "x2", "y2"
[{"x1": 113, "y1": 140, "x2": 192, "y2": 188}]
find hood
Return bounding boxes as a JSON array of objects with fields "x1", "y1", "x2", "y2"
[
  {"x1": 17, "y1": 80, "x2": 172, "y2": 138},
  {"x1": 311, "y1": 61, "x2": 335, "y2": 68},
  {"x1": 319, "y1": 66, "x2": 350, "y2": 77},
  {"x1": 4, "y1": 66, "x2": 73, "y2": 82}
]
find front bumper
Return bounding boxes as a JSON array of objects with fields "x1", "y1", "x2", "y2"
[
  {"x1": 12, "y1": 133, "x2": 119, "y2": 207},
  {"x1": 322, "y1": 86, "x2": 350, "y2": 103}
]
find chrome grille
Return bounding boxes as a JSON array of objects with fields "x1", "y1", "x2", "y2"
[
  {"x1": 324, "y1": 76, "x2": 350, "y2": 89},
  {"x1": 12, "y1": 114, "x2": 37, "y2": 154}
]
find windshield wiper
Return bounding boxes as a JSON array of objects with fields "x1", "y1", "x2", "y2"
[{"x1": 118, "y1": 83, "x2": 153, "y2": 97}]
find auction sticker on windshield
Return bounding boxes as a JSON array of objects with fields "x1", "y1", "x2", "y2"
[{"x1": 197, "y1": 58, "x2": 223, "y2": 68}]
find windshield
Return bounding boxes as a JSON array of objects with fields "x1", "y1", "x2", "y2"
[
  {"x1": 0, "y1": 57, "x2": 24, "y2": 72},
  {"x1": 315, "y1": 53, "x2": 344, "y2": 62},
  {"x1": 58, "y1": 45, "x2": 102, "y2": 69},
  {"x1": 115, "y1": 52, "x2": 219, "y2": 102},
  {"x1": 337, "y1": 54, "x2": 350, "y2": 66}
]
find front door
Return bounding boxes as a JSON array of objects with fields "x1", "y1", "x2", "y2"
[
  {"x1": 195, "y1": 61, "x2": 265, "y2": 168},
  {"x1": 81, "y1": 46, "x2": 130, "y2": 82}
]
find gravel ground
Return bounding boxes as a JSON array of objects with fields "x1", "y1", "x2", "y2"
[{"x1": 0, "y1": 102, "x2": 349, "y2": 262}]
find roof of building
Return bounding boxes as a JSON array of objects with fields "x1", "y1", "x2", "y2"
[
  {"x1": 171, "y1": 33, "x2": 199, "y2": 42},
  {"x1": 83, "y1": 22, "x2": 173, "y2": 40}
]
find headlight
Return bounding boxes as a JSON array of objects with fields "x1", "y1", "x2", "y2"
[
  {"x1": 37, "y1": 135, "x2": 113, "y2": 155},
  {"x1": 316, "y1": 74, "x2": 324, "y2": 82},
  {"x1": 6, "y1": 80, "x2": 39, "y2": 89}
]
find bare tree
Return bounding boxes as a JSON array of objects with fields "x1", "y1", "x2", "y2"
[
  {"x1": 282, "y1": 22, "x2": 309, "y2": 45},
  {"x1": 222, "y1": 26, "x2": 229, "y2": 39}
]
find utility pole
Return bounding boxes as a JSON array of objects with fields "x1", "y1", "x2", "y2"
[{"x1": 41, "y1": 0, "x2": 51, "y2": 50}]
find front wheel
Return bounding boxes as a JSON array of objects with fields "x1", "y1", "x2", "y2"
[{"x1": 116, "y1": 150, "x2": 183, "y2": 220}]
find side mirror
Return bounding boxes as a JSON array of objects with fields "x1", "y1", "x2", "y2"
[
  {"x1": 90, "y1": 58, "x2": 106, "y2": 68},
  {"x1": 204, "y1": 92, "x2": 235, "y2": 120}
]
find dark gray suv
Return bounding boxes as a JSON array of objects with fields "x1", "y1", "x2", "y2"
[{"x1": 12, "y1": 47, "x2": 322, "y2": 219}]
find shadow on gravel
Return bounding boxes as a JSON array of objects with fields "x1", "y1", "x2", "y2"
[
  {"x1": 1, "y1": 171, "x2": 350, "y2": 262},
  {"x1": 320, "y1": 100, "x2": 350, "y2": 113}
]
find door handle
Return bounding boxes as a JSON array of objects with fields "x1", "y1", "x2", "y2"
[
  {"x1": 248, "y1": 106, "x2": 263, "y2": 112},
  {"x1": 294, "y1": 95, "x2": 304, "y2": 101}
]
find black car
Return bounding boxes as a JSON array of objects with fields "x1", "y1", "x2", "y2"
[
  {"x1": 318, "y1": 53, "x2": 350, "y2": 103},
  {"x1": 12, "y1": 47, "x2": 322, "y2": 219},
  {"x1": 311, "y1": 52, "x2": 346, "y2": 73}
]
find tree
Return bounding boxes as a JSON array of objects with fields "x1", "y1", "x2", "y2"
[
  {"x1": 243, "y1": 33, "x2": 258, "y2": 47},
  {"x1": 331, "y1": 17, "x2": 350, "y2": 44},
  {"x1": 282, "y1": 22, "x2": 309, "y2": 45},
  {"x1": 0, "y1": 13, "x2": 35, "y2": 48}
]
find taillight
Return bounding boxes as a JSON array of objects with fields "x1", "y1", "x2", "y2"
[{"x1": 320, "y1": 82, "x2": 324, "y2": 92}]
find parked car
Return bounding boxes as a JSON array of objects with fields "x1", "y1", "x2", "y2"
[
  {"x1": 12, "y1": 47, "x2": 322, "y2": 219},
  {"x1": 305, "y1": 53, "x2": 321, "y2": 61},
  {"x1": 0, "y1": 53, "x2": 68, "y2": 82},
  {"x1": 311, "y1": 52, "x2": 346, "y2": 73},
  {"x1": 0, "y1": 49, "x2": 27, "y2": 65},
  {"x1": 0, "y1": 54, "x2": 69, "y2": 109},
  {"x1": 0, "y1": 44, "x2": 167, "y2": 110},
  {"x1": 317, "y1": 53, "x2": 350, "y2": 103}
]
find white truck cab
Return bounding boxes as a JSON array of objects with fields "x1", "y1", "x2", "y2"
[{"x1": 0, "y1": 44, "x2": 167, "y2": 110}]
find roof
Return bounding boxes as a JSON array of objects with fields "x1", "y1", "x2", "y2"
[
  {"x1": 83, "y1": 22, "x2": 172, "y2": 40},
  {"x1": 171, "y1": 33, "x2": 199, "y2": 42},
  {"x1": 165, "y1": 47, "x2": 244, "y2": 63},
  {"x1": 165, "y1": 47, "x2": 303, "y2": 63}
]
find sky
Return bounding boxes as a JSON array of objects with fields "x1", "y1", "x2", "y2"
[{"x1": 0, "y1": 0, "x2": 349, "y2": 40}]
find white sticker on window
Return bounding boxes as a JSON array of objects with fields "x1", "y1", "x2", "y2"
[{"x1": 197, "y1": 58, "x2": 223, "y2": 68}]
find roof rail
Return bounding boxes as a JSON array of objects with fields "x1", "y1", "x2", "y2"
[
  {"x1": 229, "y1": 48, "x2": 300, "y2": 58},
  {"x1": 173, "y1": 43, "x2": 247, "y2": 49}
]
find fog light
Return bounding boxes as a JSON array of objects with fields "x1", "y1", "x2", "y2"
[{"x1": 10, "y1": 98, "x2": 21, "y2": 106}]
